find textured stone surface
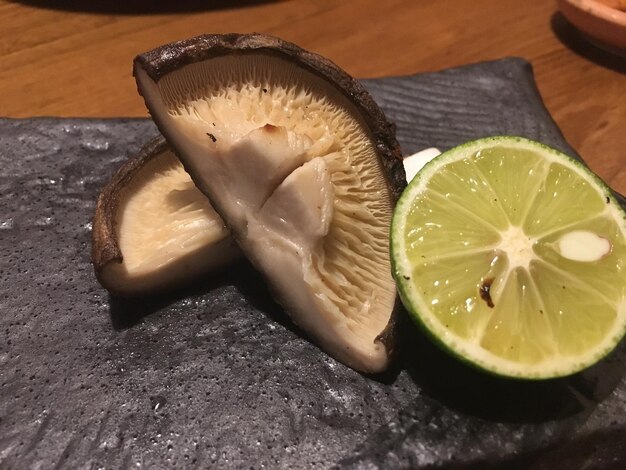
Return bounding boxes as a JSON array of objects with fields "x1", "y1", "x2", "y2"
[{"x1": 0, "y1": 58, "x2": 624, "y2": 469}]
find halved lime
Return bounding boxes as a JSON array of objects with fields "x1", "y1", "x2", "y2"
[{"x1": 391, "y1": 136, "x2": 626, "y2": 379}]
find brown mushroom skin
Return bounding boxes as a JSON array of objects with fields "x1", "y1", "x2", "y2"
[
  {"x1": 133, "y1": 33, "x2": 407, "y2": 371},
  {"x1": 92, "y1": 137, "x2": 168, "y2": 292}
]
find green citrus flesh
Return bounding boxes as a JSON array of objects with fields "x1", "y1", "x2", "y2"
[{"x1": 391, "y1": 136, "x2": 626, "y2": 379}]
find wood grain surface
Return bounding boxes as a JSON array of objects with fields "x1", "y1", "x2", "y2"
[{"x1": 0, "y1": 0, "x2": 624, "y2": 193}]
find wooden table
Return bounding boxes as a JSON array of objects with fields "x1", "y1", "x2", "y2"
[{"x1": 1, "y1": 0, "x2": 624, "y2": 194}]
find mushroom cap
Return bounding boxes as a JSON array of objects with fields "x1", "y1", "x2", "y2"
[
  {"x1": 92, "y1": 136, "x2": 239, "y2": 296},
  {"x1": 134, "y1": 33, "x2": 405, "y2": 198},
  {"x1": 133, "y1": 33, "x2": 406, "y2": 372}
]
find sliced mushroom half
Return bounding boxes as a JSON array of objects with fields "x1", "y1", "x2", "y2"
[
  {"x1": 92, "y1": 137, "x2": 240, "y2": 296},
  {"x1": 134, "y1": 33, "x2": 406, "y2": 372}
]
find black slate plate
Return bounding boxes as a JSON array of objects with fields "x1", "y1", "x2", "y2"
[{"x1": 1, "y1": 58, "x2": 625, "y2": 469}]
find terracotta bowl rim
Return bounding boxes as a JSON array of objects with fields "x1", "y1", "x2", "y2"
[{"x1": 560, "y1": 0, "x2": 626, "y2": 27}]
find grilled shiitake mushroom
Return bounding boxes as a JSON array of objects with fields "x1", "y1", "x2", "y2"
[{"x1": 132, "y1": 33, "x2": 406, "y2": 372}]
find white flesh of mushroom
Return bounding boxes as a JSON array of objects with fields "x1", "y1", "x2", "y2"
[{"x1": 135, "y1": 56, "x2": 400, "y2": 372}]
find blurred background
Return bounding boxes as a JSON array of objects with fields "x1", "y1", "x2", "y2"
[{"x1": 0, "y1": 0, "x2": 624, "y2": 192}]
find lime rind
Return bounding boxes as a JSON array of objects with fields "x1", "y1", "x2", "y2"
[{"x1": 391, "y1": 136, "x2": 626, "y2": 379}]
